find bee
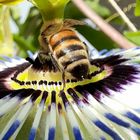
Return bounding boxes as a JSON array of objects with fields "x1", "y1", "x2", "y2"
[{"x1": 38, "y1": 19, "x2": 90, "y2": 82}]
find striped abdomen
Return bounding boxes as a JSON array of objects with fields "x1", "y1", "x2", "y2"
[{"x1": 49, "y1": 28, "x2": 90, "y2": 80}]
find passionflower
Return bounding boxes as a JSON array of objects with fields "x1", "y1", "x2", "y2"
[{"x1": 0, "y1": 47, "x2": 140, "y2": 140}]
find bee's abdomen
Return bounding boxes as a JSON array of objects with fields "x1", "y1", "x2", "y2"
[
  {"x1": 50, "y1": 29, "x2": 80, "y2": 50},
  {"x1": 59, "y1": 50, "x2": 88, "y2": 68},
  {"x1": 49, "y1": 29, "x2": 87, "y2": 58},
  {"x1": 49, "y1": 29, "x2": 90, "y2": 79}
]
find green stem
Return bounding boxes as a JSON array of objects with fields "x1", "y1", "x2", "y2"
[
  {"x1": 108, "y1": 0, "x2": 137, "y2": 32},
  {"x1": 31, "y1": 0, "x2": 69, "y2": 22}
]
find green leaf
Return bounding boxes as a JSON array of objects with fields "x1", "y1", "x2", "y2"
[
  {"x1": 85, "y1": 0, "x2": 111, "y2": 17},
  {"x1": 135, "y1": 0, "x2": 140, "y2": 16},
  {"x1": 76, "y1": 25, "x2": 117, "y2": 51},
  {"x1": 65, "y1": 1, "x2": 111, "y2": 19},
  {"x1": 64, "y1": 2, "x2": 85, "y2": 19},
  {"x1": 13, "y1": 34, "x2": 37, "y2": 52},
  {"x1": 124, "y1": 31, "x2": 140, "y2": 46}
]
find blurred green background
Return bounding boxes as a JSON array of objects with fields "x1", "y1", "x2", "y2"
[{"x1": 0, "y1": 0, "x2": 140, "y2": 57}]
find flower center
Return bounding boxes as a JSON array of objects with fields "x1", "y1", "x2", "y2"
[{"x1": 10, "y1": 65, "x2": 109, "y2": 92}]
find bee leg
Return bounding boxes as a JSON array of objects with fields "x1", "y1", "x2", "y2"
[
  {"x1": 83, "y1": 42, "x2": 89, "y2": 54},
  {"x1": 62, "y1": 71, "x2": 66, "y2": 91},
  {"x1": 38, "y1": 52, "x2": 49, "y2": 64},
  {"x1": 48, "y1": 53, "x2": 61, "y2": 71},
  {"x1": 49, "y1": 53, "x2": 66, "y2": 90},
  {"x1": 39, "y1": 29, "x2": 50, "y2": 53},
  {"x1": 83, "y1": 41, "x2": 91, "y2": 61}
]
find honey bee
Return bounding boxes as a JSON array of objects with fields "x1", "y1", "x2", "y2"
[{"x1": 38, "y1": 19, "x2": 90, "y2": 82}]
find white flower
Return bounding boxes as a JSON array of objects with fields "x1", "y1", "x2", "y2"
[{"x1": 0, "y1": 47, "x2": 140, "y2": 140}]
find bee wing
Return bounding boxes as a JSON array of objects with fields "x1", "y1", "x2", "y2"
[{"x1": 63, "y1": 19, "x2": 86, "y2": 28}]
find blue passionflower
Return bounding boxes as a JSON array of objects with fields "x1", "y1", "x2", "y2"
[{"x1": 0, "y1": 47, "x2": 140, "y2": 140}]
